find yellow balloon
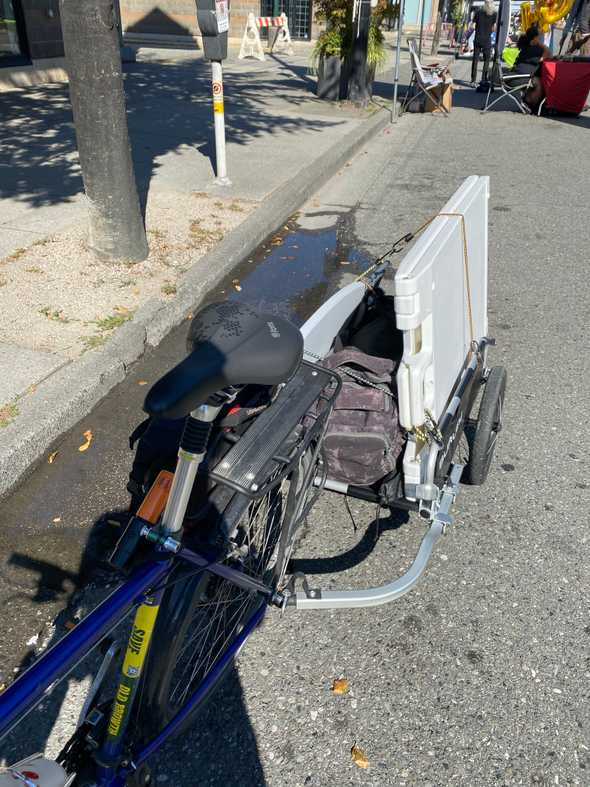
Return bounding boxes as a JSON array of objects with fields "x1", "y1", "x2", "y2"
[
  {"x1": 520, "y1": 2, "x2": 534, "y2": 30},
  {"x1": 538, "y1": 0, "x2": 574, "y2": 24}
]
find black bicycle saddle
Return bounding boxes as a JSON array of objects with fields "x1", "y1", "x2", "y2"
[{"x1": 144, "y1": 302, "x2": 303, "y2": 419}]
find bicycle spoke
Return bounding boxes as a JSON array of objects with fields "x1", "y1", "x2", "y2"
[{"x1": 155, "y1": 475, "x2": 290, "y2": 717}]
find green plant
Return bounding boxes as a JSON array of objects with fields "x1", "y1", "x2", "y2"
[
  {"x1": 82, "y1": 334, "x2": 107, "y2": 351},
  {"x1": 95, "y1": 307, "x2": 134, "y2": 331},
  {"x1": 451, "y1": 0, "x2": 464, "y2": 27},
  {"x1": 0, "y1": 402, "x2": 19, "y2": 428},
  {"x1": 372, "y1": 0, "x2": 399, "y2": 27},
  {"x1": 312, "y1": 0, "x2": 398, "y2": 70},
  {"x1": 314, "y1": 0, "x2": 350, "y2": 33},
  {"x1": 367, "y1": 20, "x2": 387, "y2": 70},
  {"x1": 313, "y1": 29, "x2": 344, "y2": 63},
  {"x1": 312, "y1": 0, "x2": 351, "y2": 67},
  {"x1": 39, "y1": 306, "x2": 71, "y2": 324}
]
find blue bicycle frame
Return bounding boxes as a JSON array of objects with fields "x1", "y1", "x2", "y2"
[{"x1": 0, "y1": 555, "x2": 265, "y2": 786}]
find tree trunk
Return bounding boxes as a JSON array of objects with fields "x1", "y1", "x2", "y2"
[
  {"x1": 60, "y1": 0, "x2": 148, "y2": 262},
  {"x1": 348, "y1": 0, "x2": 372, "y2": 107},
  {"x1": 430, "y1": 0, "x2": 444, "y2": 55}
]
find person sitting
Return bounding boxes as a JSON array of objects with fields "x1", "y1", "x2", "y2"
[{"x1": 512, "y1": 24, "x2": 553, "y2": 111}]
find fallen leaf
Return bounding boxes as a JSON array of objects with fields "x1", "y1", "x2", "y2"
[
  {"x1": 52, "y1": 517, "x2": 61, "y2": 524},
  {"x1": 0, "y1": 683, "x2": 5, "y2": 692},
  {"x1": 332, "y1": 678, "x2": 349, "y2": 695},
  {"x1": 64, "y1": 620, "x2": 77, "y2": 631},
  {"x1": 48, "y1": 451, "x2": 58, "y2": 464},
  {"x1": 78, "y1": 429, "x2": 93, "y2": 452},
  {"x1": 138, "y1": 380, "x2": 148, "y2": 386},
  {"x1": 351, "y1": 744, "x2": 369, "y2": 769}
]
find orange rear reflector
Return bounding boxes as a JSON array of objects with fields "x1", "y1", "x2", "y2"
[{"x1": 136, "y1": 470, "x2": 174, "y2": 524}]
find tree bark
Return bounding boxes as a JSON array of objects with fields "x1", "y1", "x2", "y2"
[
  {"x1": 431, "y1": 2, "x2": 443, "y2": 56},
  {"x1": 348, "y1": 0, "x2": 372, "y2": 107},
  {"x1": 60, "y1": 0, "x2": 148, "y2": 262}
]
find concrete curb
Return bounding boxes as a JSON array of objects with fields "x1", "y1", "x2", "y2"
[{"x1": 0, "y1": 106, "x2": 391, "y2": 499}]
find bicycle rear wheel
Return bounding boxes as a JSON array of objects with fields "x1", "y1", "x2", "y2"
[{"x1": 135, "y1": 479, "x2": 287, "y2": 740}]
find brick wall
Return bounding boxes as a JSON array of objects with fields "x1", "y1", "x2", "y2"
[
  {"x1": 120, "y1": 0, "x2": 261, "y2": 39},
  {"x1": 21, "y1": 0, "x2": 64, "y2": 59}
]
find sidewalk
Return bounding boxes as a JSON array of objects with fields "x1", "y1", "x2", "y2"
[{"x1": 0, "y1": 44, "x2": 422, "y2": 497}]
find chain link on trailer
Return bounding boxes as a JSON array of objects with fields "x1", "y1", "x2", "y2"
[{"x1": 304, "y1": 349, "x2": 395, "y2": 398}]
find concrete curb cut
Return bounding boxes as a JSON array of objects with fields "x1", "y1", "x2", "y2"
[{"x1": 0, "y1": 107, "x2": 391, "y2": 499}]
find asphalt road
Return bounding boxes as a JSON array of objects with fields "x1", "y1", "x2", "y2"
[{"x1": 1, "y1": 63, "x2": 589, "y2": 785}]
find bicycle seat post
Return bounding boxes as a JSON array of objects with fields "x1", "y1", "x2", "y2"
[{"x1": 161, "y1": 402, "x2": 221, "y2": 534}]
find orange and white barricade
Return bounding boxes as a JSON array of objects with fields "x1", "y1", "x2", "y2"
[{"x1": 238, "y1": 12, "x2": 293, "y2": 61}]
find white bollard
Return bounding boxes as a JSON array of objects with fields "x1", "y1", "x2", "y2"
[{"x1": 211, "y1": 60, "x2": 231, "y2": 186}]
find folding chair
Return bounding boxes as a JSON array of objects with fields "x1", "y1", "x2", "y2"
[
  {"x1": 481, "y1": 62, "x2": 533, "y2": 114},
  {"x1": 400, "y1": 37, "x2": 451, "y2": 116}
]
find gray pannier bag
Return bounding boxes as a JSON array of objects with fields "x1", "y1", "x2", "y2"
[{"x1": 313, "y1": 348, "x2": 405, "y2": 486}]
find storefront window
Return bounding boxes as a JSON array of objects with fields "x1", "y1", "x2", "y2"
[{"x1": 1, "y1": 0, "x2": 26, "y2": 60}]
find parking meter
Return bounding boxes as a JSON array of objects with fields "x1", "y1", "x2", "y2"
[
  {"x1": 195, "y1": 0, "x2": 231, "y2": 185},
  {"x1": 196, "y1": 0, "x2": 229, "y2": 61}
]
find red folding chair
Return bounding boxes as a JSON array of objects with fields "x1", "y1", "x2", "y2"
[{"x1": 539, "y1": 60, "x2": 590, "y2": 116}]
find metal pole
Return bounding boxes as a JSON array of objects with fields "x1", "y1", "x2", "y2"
[
  {"x1": 392, "y1": 0, "x2": 405, "y2": 122},
  {"x1": 211, "y1": 60, "x2": 231, "y2": 186},
  {"x1": 418, "y1": 0, "x2": 427, "y2": 59}
]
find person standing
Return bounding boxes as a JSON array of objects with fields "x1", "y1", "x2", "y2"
[
  {"x1": 570, "y1": 0, "x2": 590, "y2": 55},
  {"x1": 471, "y1": 0, "x2": 497, "y2": 86}
]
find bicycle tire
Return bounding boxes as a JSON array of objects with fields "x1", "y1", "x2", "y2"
[
  {"x1": 134, "y1": 479, "x2": 287, "y2": 741},
  {"x1": 464, "y1": 366, "x2": 506, "y2": 485}
]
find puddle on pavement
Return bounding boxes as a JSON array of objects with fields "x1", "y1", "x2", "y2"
[{"x1": 205, "y1": 212, "x2": 373, "y2": 325}]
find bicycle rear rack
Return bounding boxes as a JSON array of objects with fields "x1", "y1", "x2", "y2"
[
  {"x1": 285, "y1": 463, "x2": 463, "y2": 610},
  {"x1": 209, "y1": 361, "x2": 340, "y2": 498}
]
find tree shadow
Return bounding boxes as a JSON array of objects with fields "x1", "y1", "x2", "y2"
[
  {"x1": 0, "y1": 49, "x2": 340, "y2": 219},
  {"x1": 290, "y1": 506, "x2": 409, "y2": 576}
]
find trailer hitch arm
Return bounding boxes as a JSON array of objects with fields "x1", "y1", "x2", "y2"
[{"x1": 286, "y1": 464, "x2": 463, "y2": 611}]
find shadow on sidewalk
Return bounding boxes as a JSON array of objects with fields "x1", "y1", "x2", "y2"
[{"x1": 0, "y1": 56, "x2": 340, "y2": 219}]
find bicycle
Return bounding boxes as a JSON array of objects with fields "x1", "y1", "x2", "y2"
[
  {"x1": 0, "y1": 301, "x2": 342, "y2": 787},
  {"x1": 0, "y1": 177, "x2": 505, "y2": 786}
]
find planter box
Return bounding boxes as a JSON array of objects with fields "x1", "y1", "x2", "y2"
[{"x1": 317, "y1": 55, "x2": 342, "y2": 101}]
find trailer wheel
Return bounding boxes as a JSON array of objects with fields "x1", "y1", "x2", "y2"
[{"x1": 464, "y1": 366, "x2": 506, "y2": 485}]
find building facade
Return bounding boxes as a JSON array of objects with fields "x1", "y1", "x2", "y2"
[
  {"x1": 404, "y1": 0, "x2": 433, "y2": 27},
  {"x1": 0, "y1": 0, "x2": 64, "y2": 65},
  {"x1": 120, "y1": 0, "x2": 317, "y2": 42}
]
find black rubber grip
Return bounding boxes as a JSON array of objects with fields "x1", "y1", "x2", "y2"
[{"x1": 181, "y1": 416, "x2": 213, "y2": 454}]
